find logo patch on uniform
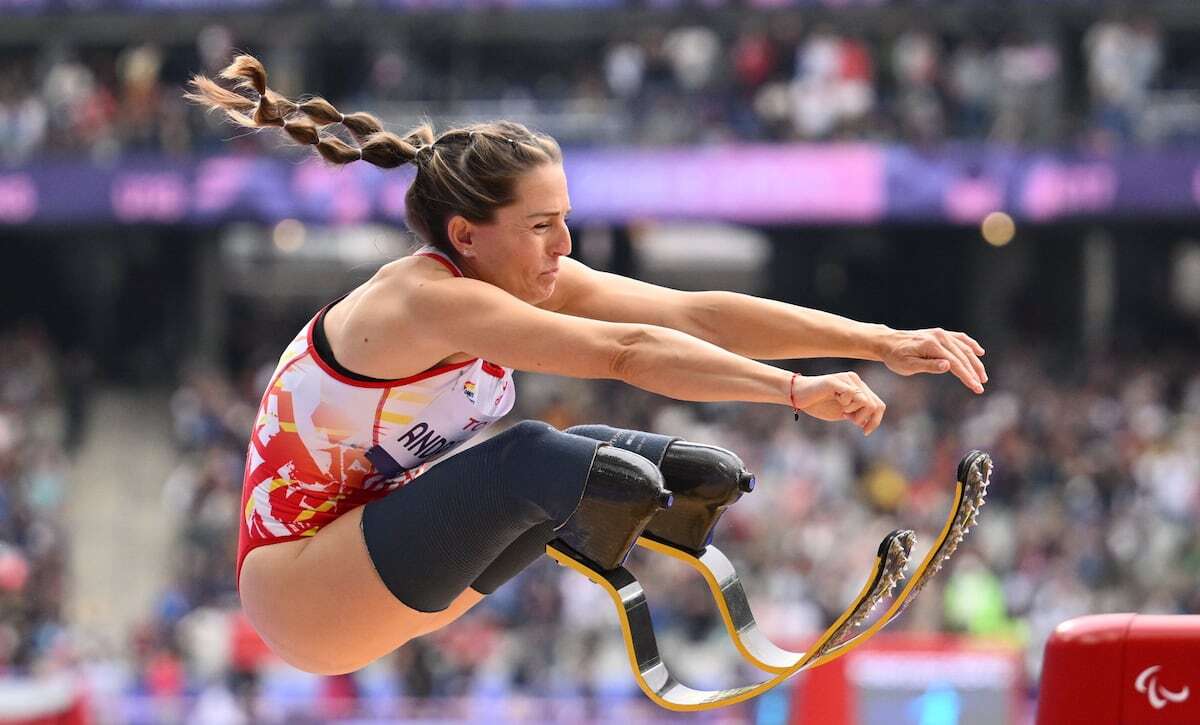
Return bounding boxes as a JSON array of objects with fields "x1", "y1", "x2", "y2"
[{"x1": 463, "y1": 380, "x2": 477, "y2": 403}]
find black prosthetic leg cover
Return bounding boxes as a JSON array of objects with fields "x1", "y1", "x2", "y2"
[
  {"x1": 565, "y1": 424, "x2": 679, "y2": 466},
  {"x1": 567, "y1": 424, "x2": 754, "y2": 553},
  {"x1": 550, "y1": 445, "x2": 673, "y2": 570},
  {"x1": 361, "y1": 420, "x2": 599, "y2": 612}
]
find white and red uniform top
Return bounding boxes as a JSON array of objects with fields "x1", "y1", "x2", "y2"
[{"x1": 236, "y1": 246, "x2": 517, "y2": 588}]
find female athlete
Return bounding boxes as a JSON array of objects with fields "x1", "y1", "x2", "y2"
[{"x1": 185, "y1": 55, "x2": 988, "y2": 676}]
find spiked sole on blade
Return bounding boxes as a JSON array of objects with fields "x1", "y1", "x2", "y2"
[{"x1": 803, "y1": 449, "x2": 993, "y2": 670}]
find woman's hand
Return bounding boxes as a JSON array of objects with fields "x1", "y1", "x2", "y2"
[
  {"x1": 790, "y1": 372, "x2": 886, "y2": 436},
  {"x1": 878, "y1": 328, "x2": 987, "y2": 394}
]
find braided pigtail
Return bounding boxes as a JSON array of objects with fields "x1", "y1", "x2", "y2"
[
  {"x1": 186, "y1": 53, "x2": 376, "y2": 167},
  {"x1": 185, "y1": 54, "x2": 299, "y2": 132},
  {"x1": 218, "y1": 55, "x2": 297, "y2": 127},
  {"x1": 182, "y1": 73, "x2": 257, "y2": 128},
  {"x1": 349, "y1": 132, "x2": 413, "y2": 168},
  {"x1": 298, "y1": 97, "x2": 384, "y2": 143}
]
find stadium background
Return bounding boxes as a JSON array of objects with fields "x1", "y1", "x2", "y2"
[{"x1": 1, "y1": 0, "x2": 1199, "y2": 722}]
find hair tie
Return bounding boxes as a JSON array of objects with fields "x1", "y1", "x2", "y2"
[
  {"x1": 356, "y1": 147, "x2": 364, "y2": 161},
  {"x1": 338, "y1": 112, "x2": 346, "y2": 123}
]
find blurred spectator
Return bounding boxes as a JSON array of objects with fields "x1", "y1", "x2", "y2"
[
  {"x1": 662, "y1": 25, "x2": 722, "y2": 93},
  {"x1": 946, "y1": 39, "x2": 996, "y2": 139},
  {"x1": 41, "y1": 49, "x2": 120, "y2": 161},
  {"x1": 890, "y1": 27, "x2": 944, "y2": 143},
  {"x1": 991, "y1": 30, "x2": 1061, "y2": 145},
  {"x1": 790, "y1": 25, "x2": 875, "y2": 139},
  {"x1": 0, "y1": 64, "x2": 49, "y2": 164},
  {"x1": 603, "y1": 38, "x2": 645, "y2": 101},
  {"x1": 732, "y1": 23, "x2": 777, "y2": 92},
  {"x1": 1084, "y1": 14, "x2": 1162, "y2": 146}
]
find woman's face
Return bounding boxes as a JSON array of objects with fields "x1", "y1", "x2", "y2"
[{"x1": 451, "y1": 163, "x2": 572, "y2": 304}]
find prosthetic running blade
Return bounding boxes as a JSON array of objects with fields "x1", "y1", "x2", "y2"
[
  {"x1": 635, "y1": 449, "x2": 993, "y2": 675},
  {"x1": 545, "y1": 526, "x2": 915, "y2": 711}
]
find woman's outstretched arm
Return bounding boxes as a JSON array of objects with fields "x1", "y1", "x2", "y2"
[
  {"x1": 401, "y1": 274, "x2": 889, "y2": 434},
  {"x1": 545, "y1": 257, "x2": 988, "y2": 394}
]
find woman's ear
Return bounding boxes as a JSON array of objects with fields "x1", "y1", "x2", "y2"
[{"x1": 447, "y1": 215, "x2": 475, "y2": 258}]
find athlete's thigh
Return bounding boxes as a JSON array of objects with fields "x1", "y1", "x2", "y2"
[{"x1": 239, "y1": 505, "x2": 444, "y2": 673}]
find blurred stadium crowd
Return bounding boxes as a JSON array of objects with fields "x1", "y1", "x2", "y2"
[
  {"x1": 0, "y1": 325, "x2": 85, "y2": 676},
  {"x1": 25, "y1": 338, "x2": 1186, "y2": 721},
  {"x1": 0, "y1": 10, "x2": 1193, "y2": 162}
]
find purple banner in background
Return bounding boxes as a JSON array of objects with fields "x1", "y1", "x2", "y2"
[
  {"x1": 566, "y1": 144, "x2": 885, "y2": 223},
  {"x1": 884, "y1": 145, "x2": 1200, "y2": 224},
  {"x1": 2, "y1": 144, "x2": 1199, "y2": 227}
]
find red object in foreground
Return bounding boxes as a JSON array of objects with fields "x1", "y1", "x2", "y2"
[
  {"x1": 0, "y1": 675, "x2": 88, "y2": 725},
  {"x1": 1037, "y1": 613, "x2": 1200, "y2": 724}
]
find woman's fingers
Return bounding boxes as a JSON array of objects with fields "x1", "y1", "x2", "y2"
[
  {"x1": 847, "y1": 407, "x2": 872, "y2": 429},
  {"x1": 953, "y1": 333, "x2": 989, "y2": 383},
  {"x1": 795, "y1": 372, "x2": 887, "y2": 434},
  {"x1": 867, "y1": 403, "x2": 885, "y2": 435},
  {"x1": 936, "y1": 336, "x2": 984, "y2": 394},
  {"x1": 835, "y1": 375, "x2": 885, "y2": 435},
  {"x1": 855, "y1": 387, "x2": 885, "y2": 435},
  {"x1": 835, "y1": 387, "x2": 864, "y2": 412},
  {"x1": 866, "y1": 389, "x2": 886, "y2": 435},
  {"x1": 955, "y1": 330, "x2": 986, "y2": 357}
]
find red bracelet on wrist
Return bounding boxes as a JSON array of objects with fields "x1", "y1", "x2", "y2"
[{"x1": 789, "y1": 372, "x2": 800, "y2": 421}]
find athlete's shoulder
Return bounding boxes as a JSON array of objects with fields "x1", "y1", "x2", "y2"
[
  {"x1": 323, "y1": 253, "x2": 458, "y2": 335},
  {"x1": 322, "y1": 253, "x2": 476, "y2": 379},
  {"x1": 377, "y1": 250, "x2": 460, "y2": 286},
  {"x1": 360, "y1": 252, "x2": 460, "y2": 307}
]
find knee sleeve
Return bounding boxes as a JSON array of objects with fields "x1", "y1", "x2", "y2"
[
  {"x1": 565, "y1": 424, "x2": 680, "y2": 466},
  {"x1": 361, "y1": 420, "x2": 600, "y2": 612}
]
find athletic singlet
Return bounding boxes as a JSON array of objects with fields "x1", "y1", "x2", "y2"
[{"x1": 236, "y1": 246, "x2": 517, "y2": 589}]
